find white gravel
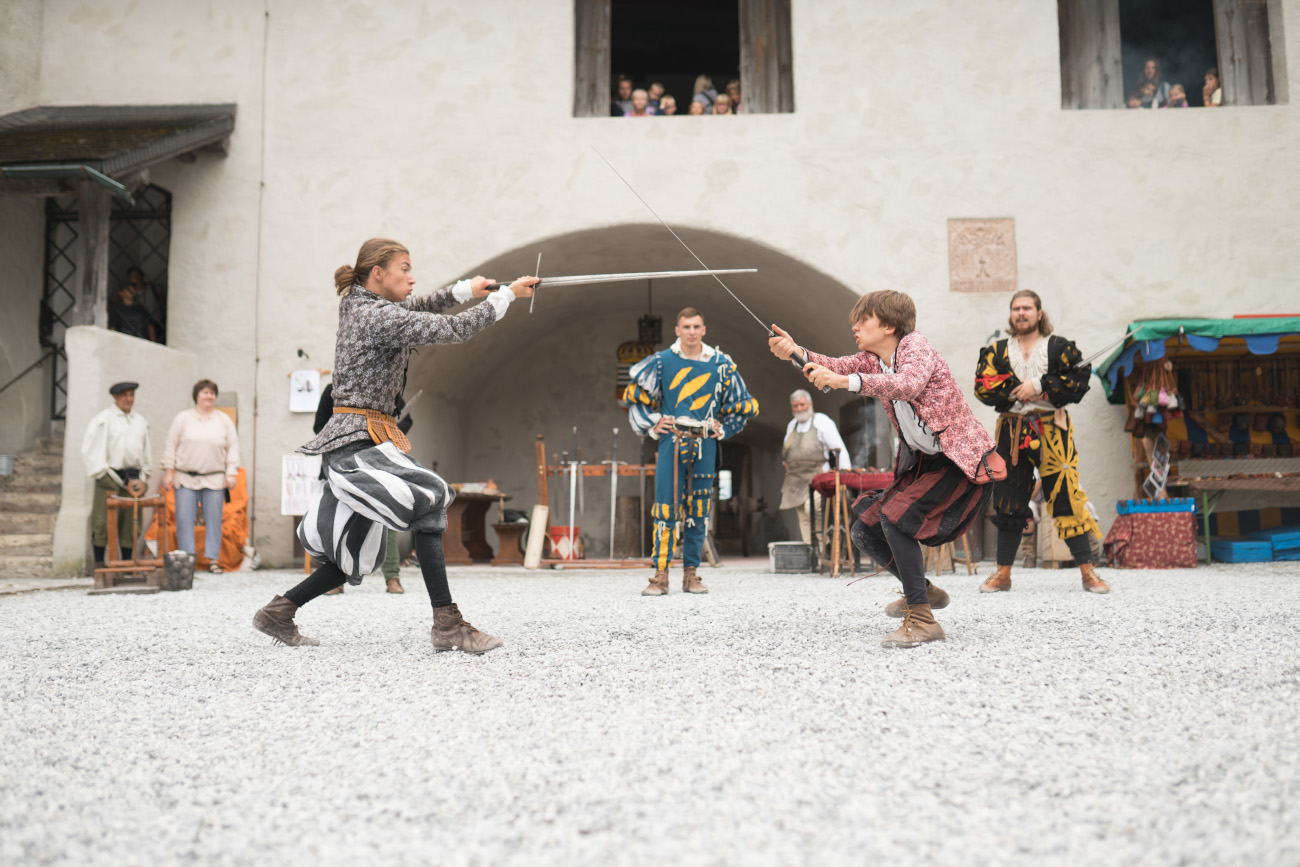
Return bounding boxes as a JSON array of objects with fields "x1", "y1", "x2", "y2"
[{"x1": 1, "y1": 561, "x2": 1298, "y2": 866}]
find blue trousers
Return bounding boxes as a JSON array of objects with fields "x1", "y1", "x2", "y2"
[
  {"x1": 175, "y1": 486, "x2": 225, "y2": 561},
  {"x1": 651, "y1": 434, "x2": 716, "y2": 570}
]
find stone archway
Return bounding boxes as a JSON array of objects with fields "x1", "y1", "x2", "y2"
[{"x1": 404, "y1": 224, "x2": 863, "y2": 557}]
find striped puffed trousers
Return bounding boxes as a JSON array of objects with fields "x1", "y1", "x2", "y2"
[{"x1": 297, "y1": 442, "x2": 455, "y2": 582}]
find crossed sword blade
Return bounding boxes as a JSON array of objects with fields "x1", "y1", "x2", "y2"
[{"x1": 487, "y1": 268, "x2": 755, "y2": 293}]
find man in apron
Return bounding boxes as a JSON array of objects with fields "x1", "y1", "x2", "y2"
[{"x1": 780, "y1": 389, "x2": 851, "y2": 548}]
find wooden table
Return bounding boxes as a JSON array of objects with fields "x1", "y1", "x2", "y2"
[{"x1": 444, "y1": 491, "x2": 510, "y2": 565}]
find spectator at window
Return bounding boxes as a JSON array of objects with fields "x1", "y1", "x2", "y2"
[
  {"x1": 658, "y1": 94, "x2": 678, "y2": 116},
  {"x1": 1127, "y1": 80, "x2": 1158, "y2": 109},
  {"x1": 713, "y1": 93, "x2": 733, "y2": 115},
  {"x1": 687, "y1": 99, "x2": 706, "y2": 116},
  {"x1": 161, "y1": 379, "x2": 240, "y2": 574},
  {"x1": 108, "y1": 284, "x2": 157, "y2": 342},
  {"x1": 725, "y1": 79, "x2": 742, "y2": 114},
  {"x1": 1135, "y1": 58, "x2": 1170, "y2": 108},
  {"x1": 125, "y1": 266, "x2": 166, "y2": 343},
  {"x1": 647, "y1": 82, "x2": 665, "y2": 111},
  {"x1": 625, "y1": 89, "x2": 658, "y2": 117},
  {"x1": 692, "y1": 75, "x2": 718, "y2": 110},
  {"x1": 1203, "y1": 68, "x2": 1223, "y2": 107},
  {"x1": 1165, "y1": 84, "x2": 1189, "y2": 108},
  {"x1": 611, "y1": 75, "x2": 634, "y2": 116}
]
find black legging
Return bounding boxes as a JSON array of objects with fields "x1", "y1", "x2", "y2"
[
  {"x1": 285, "y1": 531, "x2": 453, "y2": 608},
  {"x1": 852, "y1": 516, "x2": 930, "y2": 605}
]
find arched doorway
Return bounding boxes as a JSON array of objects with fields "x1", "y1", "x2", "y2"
[{"x1": 404, "y1": 224, "x2": 862, "y2": 557}]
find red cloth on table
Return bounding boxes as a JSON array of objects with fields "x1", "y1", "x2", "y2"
[
  {"x1": 1104, "y1": 512, "x2": 1197, "y2": 569},
  {"x1": 811, "y1": 471, "x2": 894, "y2": 497}
]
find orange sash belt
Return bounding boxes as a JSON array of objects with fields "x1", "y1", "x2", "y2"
[{"x1": 333, "y1": 407, "x2": 411, "y2": 453}]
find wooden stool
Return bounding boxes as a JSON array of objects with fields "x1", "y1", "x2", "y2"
[
  {"x1": 924, "y1": 535, "x2": 975, "y2": 577},
  {"x1": 491, "y1": 522, "x2": 527, "y2": 566}
]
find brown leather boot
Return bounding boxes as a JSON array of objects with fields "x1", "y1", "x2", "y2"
[
  {"x1": 880, "y1": 603, "x2": 946, "y2": 648},
  {"x1": 431, "y1": 604, "x2": 503, "y2": 654},
  {"x1": 385, "y1": 577, "x2": 404, "y2": 594},
  {"x1": 979, "y1": 565, "x2": 1012, "y2": 593},
  {"x1": 884, "y1": 583, "x2": 949, "y2": 617},
  {"x1": 1080, "y1": 563, "x2": 1110, "y2": 594},
  {"x1": 682, "y1": 566, "x2": 709, "y2": 594},
  {"x1": 252, "y1": 595, "x2": 321, "y2": 646},
  {"x1": 641, "y1": 571, "x2": 669, "y2": 596}
]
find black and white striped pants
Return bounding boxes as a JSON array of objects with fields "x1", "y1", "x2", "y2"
[{"x1": 297, "y1": 442, "x2": 455, "y2": 582}]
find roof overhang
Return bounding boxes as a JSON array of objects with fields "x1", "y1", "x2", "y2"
[{"x1": 0, "y1": 103, "x2": 236, "y2": 198}]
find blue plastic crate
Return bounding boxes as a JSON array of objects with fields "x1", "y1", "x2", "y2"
[
  {"x1": 1210, "y1": 539, "x2": 1274, "y2": 563},
  {"x1": 1116, "y1": 498, "x2": 1197, "y2": 515},
  {"x1": 1246, "y1": 526, "x2": 1300, "y2": 554}
]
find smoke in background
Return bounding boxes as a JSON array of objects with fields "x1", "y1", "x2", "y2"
[{"x1": 1119, "y1": 0, "x2": 1219, "y2": 106}]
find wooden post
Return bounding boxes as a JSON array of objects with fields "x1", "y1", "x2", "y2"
[
  {"x1": 535, "y1": 434, "x2": 549, "y2": 507},
  {"x1": 573, "y1": 0, "x2": 611, "y2": 118},
  {"x1": 72, "y1": 186, "x2": 112, "y2": 328},
  {"x1": 1057, "y1": 0, "x2": 1123, "y2": 110},
  {"x1": 739, "y1": 0, "x2": 795, "y2": 114},
  {"x1": 1214, "y1": 0, "x2": 1275, "y2": 106}
]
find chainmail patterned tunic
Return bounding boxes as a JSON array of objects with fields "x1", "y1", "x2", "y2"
[{"x1": 296, "y1": 281, "x2": 507, "y2": 581}]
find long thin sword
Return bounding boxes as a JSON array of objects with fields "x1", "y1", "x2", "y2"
[
  {"x1": 1074, "y1": 327, "x2": 1138, "y2": 369},
  {"x1": 592, "y1": 147, "x2": 829, "y2": 393},
  {"x1": 485, "y1": 268, "x2": 756, "y2": 291}
]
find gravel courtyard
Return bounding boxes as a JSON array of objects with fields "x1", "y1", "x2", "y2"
[{"x1": 2, "y1": 562, "x2": 1298, "y2": 866}]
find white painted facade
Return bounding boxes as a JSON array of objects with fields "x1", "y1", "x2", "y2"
[{"x1": 2, "y1": 0, "x2": 1297, "y2": 569}]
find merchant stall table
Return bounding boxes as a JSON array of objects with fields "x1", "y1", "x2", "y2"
[{"x1": 1096, "y1": 317, "x2": 1300, "y2": 563}]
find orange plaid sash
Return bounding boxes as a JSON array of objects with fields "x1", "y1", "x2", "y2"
[{"x1": 333, "y1": 407, "x2": 411, "y2": 453}]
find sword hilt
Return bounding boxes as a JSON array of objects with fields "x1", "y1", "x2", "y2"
[
  {"x1": 770, "y1": 329, "x2": 831, "y2": 394},
  {"x1": 485, "y1": 280, "x2": 544, "y2": 292}
]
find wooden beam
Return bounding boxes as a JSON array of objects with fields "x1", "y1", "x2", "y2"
[
  {"x1": 72, "y1": 185, "x2": 111, "y2": 328},
  {"x1": 1214, "y1": 0, "x2": 1275, "y2": 106},
  {"x1": 573, "y1": 0, "x2": 611, "y2": 118},
  {"x1": 739, "y1": 0, "x2": 795, "y2": 114},
  {"x1": 1057, "y1": 0, "x2": 1123, "y2": 110}
]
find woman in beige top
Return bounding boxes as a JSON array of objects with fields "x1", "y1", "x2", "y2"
[{"x1": 161, "y1": 379, "x2": 240, "y2": 572}]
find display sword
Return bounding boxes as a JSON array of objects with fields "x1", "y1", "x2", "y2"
[
  {"x1": 484, "y1": 268, "x2": 755, "y2": 292},
  {"x1": 605, "y1": 427, "x2": 620, "y2": 559},
  {"x1": 591, "y1": 147, "x2": 830, "y2": 393}
]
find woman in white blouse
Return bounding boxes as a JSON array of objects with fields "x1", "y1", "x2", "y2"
[{"x1": 161, "y1": 379, "x2": 240, "y2": 573}]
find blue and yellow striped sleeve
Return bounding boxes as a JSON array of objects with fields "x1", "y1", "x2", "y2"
[
  {"x1": 716, "y1": 358, "x2": 758, "y2": 439},
  {"x1": 623, "y1": 354, "x2": 662, "y2": 437}
]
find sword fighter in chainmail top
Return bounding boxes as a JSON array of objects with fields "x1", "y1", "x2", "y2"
[{"x1": 252, "y1": 238, "x2": 538, "y2": 654}]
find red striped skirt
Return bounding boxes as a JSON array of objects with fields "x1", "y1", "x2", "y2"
[{"x1": 852, "y1": 451, "x2": 991, "y2": 546}]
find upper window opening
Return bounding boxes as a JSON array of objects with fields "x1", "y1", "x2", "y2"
[
  {"x1": 1058, "y1": 0, "x2": 1285, "y2": 109},
  {"x1": 574, "y1": 0, "x2": 794, "y2": 118}
]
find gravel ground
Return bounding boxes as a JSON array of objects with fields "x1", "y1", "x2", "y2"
[{"x1": 2, "y1": 561, "x2": 1298, "y2": 867}]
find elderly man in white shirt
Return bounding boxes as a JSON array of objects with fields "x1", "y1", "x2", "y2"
[
  {"x1": 81, "y1": 381, "x2": 152, "y2": 565},
  {"x1": 780, "y1": 389, "x2": 851, "y2": 546}
]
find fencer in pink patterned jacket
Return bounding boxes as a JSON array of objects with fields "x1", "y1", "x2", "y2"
[
  {"x1": 802, "y1": 331, "x2": 997, "y2": 482},
  {"x1": 770, "y1": 290, "x2": 1001, "y2": 649}
]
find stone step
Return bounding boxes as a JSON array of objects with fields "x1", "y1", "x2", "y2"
[
  {"x1": 0, "y1": 491, "x2": 60, "y2": 512},
  {"x1": 0, "y1": 532, "x2": 52, "y2": 550},
  {"x1": 0, "y1": 555, "x2": 54, "y2": 575},
  {"x1": 38, "y1": 438, "x2": 64, "y2": 456},
  {"x1": 15, "y1": 452, "x2": 62, "y2": 473},
  {"x1": 0, "y1": 474, "x2": 62, "y2": 493},
  {"x1": 0, "y1": 512, "x2": 56, "y2": 533}
]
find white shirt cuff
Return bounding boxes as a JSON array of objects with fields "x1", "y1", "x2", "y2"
[
  {"x1": 847, "y1": 373, "x2": 862, "y2": 393},
  {"x1": 451, "y1": 279, "x2": 474, "y2": 303},
  {"x1": 486, "y1": 287, "x2": 515, "y2": 320},
  {"x1": 646, "y1": 412, "x2": 662, "y2": 439}
]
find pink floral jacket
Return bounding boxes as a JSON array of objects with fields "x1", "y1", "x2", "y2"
[{"x1": 807, "y1": 331, "x2": 996, "y2": 481}]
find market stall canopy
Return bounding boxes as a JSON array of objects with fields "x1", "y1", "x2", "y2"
[
  {"x1": 1096, "y1": 317, "x2": 1300, "y2": 404},
  {"x1": 0, "y1": 104, "x2": 236, "y2": 201}
]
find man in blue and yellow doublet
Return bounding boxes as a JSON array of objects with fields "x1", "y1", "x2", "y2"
[{"x1": 623, "y1": 308, "x2": 758, "y2": 596}]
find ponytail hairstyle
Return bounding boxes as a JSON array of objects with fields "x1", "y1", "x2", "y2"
[
  {"x1": 334, "y1": 238, "x2": 411, "y2": 295},
  {"x1": 1007, "y1": 289, "x2": 1053, "y2": 336}
]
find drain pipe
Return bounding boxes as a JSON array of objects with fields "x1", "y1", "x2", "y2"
[{"x1": 0, "y1": 164, "x2": 135, "y2": 205}]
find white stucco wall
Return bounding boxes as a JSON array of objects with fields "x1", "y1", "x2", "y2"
[
  {"x1": 0, "y1": 0, "x2": 42, "y2": 116},
  {"x1": 53, "y1": 327, "x2": 198, "y2": 574},
  {"x1": 15, "y1": 0, "x2": 1299, "y2": 566},
  {"x1": 0, "y1": 198, "x2": 49, "y2": 457}
]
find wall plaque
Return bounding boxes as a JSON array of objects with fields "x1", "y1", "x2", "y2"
[{"x1": 948, "y1": 218, "x2": 1017, "y2": 293}]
